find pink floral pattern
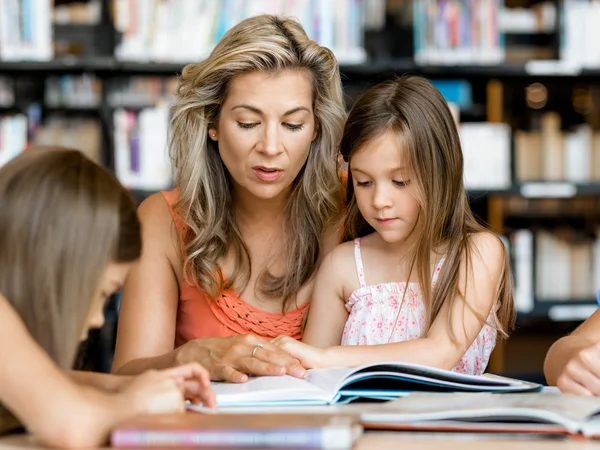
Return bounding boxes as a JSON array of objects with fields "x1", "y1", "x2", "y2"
[{"x1": 341, "y1": 239, "x2": 497, "y2": 375}]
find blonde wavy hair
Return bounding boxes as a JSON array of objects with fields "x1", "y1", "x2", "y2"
[{"x1": 169, "y1": 15, "x2": 346, "y2": 311}]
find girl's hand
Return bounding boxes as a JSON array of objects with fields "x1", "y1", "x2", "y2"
[
  {"x1": 164, "y1": 363, "x2": 216, "y2": 407},
  {"x1": 120, "y1": 363, "x2": 216, "y2": 414},
  {"x1": 271, "y1": 336, "x2": 326, "y2": 369},
  {"x1": 557, "y1": 342, "x2": 600, "y2": 396}
]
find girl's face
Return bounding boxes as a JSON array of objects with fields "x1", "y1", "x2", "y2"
[
  {"x1": 81, "y1": 262, "x2": 132, "y2": 340},
  {"x1": 208, "y1": 70, "x2": 317, "y2": 204},
  {"x1": 350, "y1": 129, "x2": 421, "y2": 246}
]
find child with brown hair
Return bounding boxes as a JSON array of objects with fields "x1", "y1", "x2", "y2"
[
  {"x1": 274, "y1": 76, "x2": 514, "y2": 374},
  {"x1": 0, "y1": 147, "x2": 215, "y2": 448}
]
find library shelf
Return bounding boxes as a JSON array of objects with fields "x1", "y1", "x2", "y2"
[
  {"x1": 2, "y1": 58, "x2": 600, "y2": 79},
  {"x1": 517, "y1": 299, "x2": 598, "y2": 323}
]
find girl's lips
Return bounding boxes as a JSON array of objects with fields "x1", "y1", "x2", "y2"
[{"x1": 376, "y1": 218, "x2": 398, "y2": 225}]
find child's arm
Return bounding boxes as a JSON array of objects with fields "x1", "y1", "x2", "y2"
[
  {"x1": 69, "y1": 371, "x2": 132, "y2": 393},
  {"x1": 276, "y1": 233, "x2": 504, "y2": 370},
  {"x1": 302, "y1": 243, "x2": 355, "y2": 347},
  {"x1": 544, "y1": 311, "x2": 600, "y2": 395},
  {"x1": 0, "y1": 296, "x2": 214, "y2": 448}
]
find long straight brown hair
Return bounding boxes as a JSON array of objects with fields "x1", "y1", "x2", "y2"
[
  {"x1": 0, "y1": 147, "x2": 141, "y2": 370},
  {"x1": 340, "y1": 76, "x2": 515, "y2": 341}
]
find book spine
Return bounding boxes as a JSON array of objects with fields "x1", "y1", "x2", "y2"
[{"x1": 112, "y1": 428, "x2": 335, "y2": 448}]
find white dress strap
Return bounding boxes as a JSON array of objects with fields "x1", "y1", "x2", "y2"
[
  {"x1": 431, "y1": 255, "x2": 446, "y2": 287},
  {"x1": 354, "y1": 238, "x2": 367, "y2": 289}
]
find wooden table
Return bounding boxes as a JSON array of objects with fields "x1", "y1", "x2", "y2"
[{"x1": 3, "y1": 432, "x2": 600, "y2": 449}]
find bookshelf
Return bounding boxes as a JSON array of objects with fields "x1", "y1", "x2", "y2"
[{"x1": 3, "y1": 0, "x2": 599, "y2": 379}]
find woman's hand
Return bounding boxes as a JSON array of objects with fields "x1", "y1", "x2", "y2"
[
  {"x1": 271, "y1": 336, "x2": 326, "y2": 369},
  {"x1": 120, "y1": 363, "x2": 216, "y2": 414},
  {"x1": 174, "y1": 335, "x2": 307, "y2": 383},
  {"x1": 556, "y1": 342, "x2": 600, "y2": 396}
]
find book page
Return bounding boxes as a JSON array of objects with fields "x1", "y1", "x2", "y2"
[
  {"x1": 362, "y1": 392, "x2": 600, "y2": 433},
  {"x1": 209, "y1": 375, "x2": 335, "y2": 406},
  {"x1": 343, "y1": 362, "x2": 539, "y2": 390}
]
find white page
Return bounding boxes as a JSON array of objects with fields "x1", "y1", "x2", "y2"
[
  {"x1": 210, "y1": 375, "x2": 335, "y2": 406},
  {"x1": 362, "y1": 392, "x2": 600, "y2": 434}
]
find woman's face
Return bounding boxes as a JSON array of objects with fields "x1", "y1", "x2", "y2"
[
  {"x1": 209, "y1": 69, "x2": 316, "y2": 203},
  {"x1": 82, "y1": 262, "x2": 132, "y2": 340}
]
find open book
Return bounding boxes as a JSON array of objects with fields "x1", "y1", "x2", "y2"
[
  {"x1": 361, "y1": 392, "x2": 600, "y2": 438},
  {"x1": 207, "y1": 362, "x2": 541, "y2": 407}
]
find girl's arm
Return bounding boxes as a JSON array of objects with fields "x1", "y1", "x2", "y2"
[
  {"x1": 302, "y1": 243, "x2": 355, "y2": 347},
  {"x1": 276, "y1": 233, "x2": 504, "y2": 370},
  {"x1": 69, "y1": 371, "x2": 131, "y2": 393},
  {"x1": 0, "y1": 295, "x2": 214, "y2": 448},
  {"x1": 112, "y1": 194, "x2": 304, "y2": 382},
  {"x1": 544, "y1": 311, "x2": 600, "y2": 395}
]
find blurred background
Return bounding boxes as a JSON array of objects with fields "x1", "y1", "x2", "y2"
[{"x1": 2, "y1": 0, "x2": 598, "y2": 384}]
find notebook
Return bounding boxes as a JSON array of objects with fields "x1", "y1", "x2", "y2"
[
  {"x1": 203, "y1": 362, "x2": 541, "y2": 408},
  {"x1": 361, "y1": 392, "x2": 600, "y2": 438},
  {"x1": 111, "y1": 413, "x2": 362, "y2": 449}
]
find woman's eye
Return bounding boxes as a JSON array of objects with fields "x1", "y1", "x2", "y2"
[
  {"x1": 237, "y1": 122, "x2": 258, "y2": 129},
  {"x1": 393, "y1": 180, "x2": 410, "y2": 187},
  {"x1": 284, "y1": 123, "x2": 304, "y2": 131},
  {"x1": 356, "y1": 181, "x2": 371, "y2": 187}
]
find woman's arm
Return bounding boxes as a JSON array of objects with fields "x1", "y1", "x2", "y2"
[
  {"x1": 0, "y1": 296, "x2": 214, "y2": 448},
  {"x1": 544, "y1": 310, "x2": 600, "y2": 395},
  {"x1": 112, "y1": 194, "x2": 304, "y2": 382},
  {"x1": 277, "y1": 233, "x2": 504, "y2": 370}
]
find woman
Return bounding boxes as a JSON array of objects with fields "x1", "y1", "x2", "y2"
[{"x1": 112, "y1": 14, "x2": 347, "y2": 382}]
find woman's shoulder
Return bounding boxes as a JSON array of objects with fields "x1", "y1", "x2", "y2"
[
  {"x1": 138, "y1": 191, "x2": 177, "y2": 226},
  {"x1": 137, "y1": 191, "x2": 184, "y2": 254}
]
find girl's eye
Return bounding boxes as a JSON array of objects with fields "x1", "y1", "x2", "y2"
[
  {"x1": 393, "y1": 180, "x2": 410, "y2": 187},
  {"x1": 356, "y1": 181, "x2": 371, "y2": 187},
  {"x1": 237, "y1": 122, "x2": 258, "y2": 129},
  {"x1": 284, "y1": 123, "x2": 304, "y2": 131}
]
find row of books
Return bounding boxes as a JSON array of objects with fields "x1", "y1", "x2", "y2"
[
  {"x1": 515, "y1": 114, "x2": 600, "y2": 183},
  {"x1": 113, "y1": 0, "x2": 368, "y2": 64},
  {"x1": 107, "y1": 77, "x2": 177, "y2": 108},
  {"x1": 45, "y1": 74, "x2": 102, "y2": 108},
  {"x1": 0, "y1": 0, "x2": 52, "y2": 61},
  {"x1": 0, "y1": 111, "x2": 101, "y2": 166},
  {"x1": 114, "y1": 108, "x2": 171, "y2": 191},
  {"x1": 413, "y1": 0, "x2": 504, "y2": 65},
  {"x1": 511, "y1": 229, "x2": 600, "y2": 314},
  {"x1": 559, "y1": 0, "x2": 600, "y2": 70},
  {"x1": 7, "y1": 109, "x2": 596, "y2": 192}
]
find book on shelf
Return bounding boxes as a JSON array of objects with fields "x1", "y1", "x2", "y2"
[
  {"x1": 361, "y1": 391, "x2": 600, "y2": 438},
  {"x1": 111, "y1": 412, "x2": 362, "y2": 449},
  {"x1": 198, "y1": 362, "x2": 541, "y2": 408}
]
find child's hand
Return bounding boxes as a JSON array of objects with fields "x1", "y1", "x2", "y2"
[
  {"x1": 557, "y1": 342, "x2": 600, "y2": 396},
  {"x1": 271, "y1": 336, "x2": 325, "y2": 369},
  {"x1": 120, "y1": 363, "x2": 216, "y2": 414},
  {"x1": 164, "y1": 363, "x2": 217, "y2": 407}
]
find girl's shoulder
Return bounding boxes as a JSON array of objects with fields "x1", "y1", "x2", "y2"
[
  {"x1": 467, "y1": 231, "x2": 505, "y2": 257},
  {"x1": 462, "y1": 231, "x2": 507, "y2": 276}
]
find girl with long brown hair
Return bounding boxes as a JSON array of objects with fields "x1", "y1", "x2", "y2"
[
  {"x1": 273, "y1": 76, "x2": 515, "y2": 374},
  {"x1": 0, "y1": 148, "x2": 214, "y2": 448}
]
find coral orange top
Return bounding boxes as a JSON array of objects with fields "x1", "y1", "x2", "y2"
[{"x1": 162, "y1": 190, "x2": 310, "y2": 347}]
